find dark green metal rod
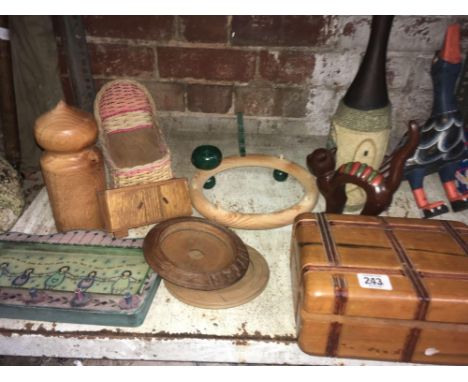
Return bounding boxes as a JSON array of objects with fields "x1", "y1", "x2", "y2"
[{"x1": 236, "y1": 111, "x2": 246, "y2": 157}]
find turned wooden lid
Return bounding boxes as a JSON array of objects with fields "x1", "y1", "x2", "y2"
[
  {"x1": 34, "y1": 100, "x2": 98, "y2": 152},
  {"x1": 165, "y1": 245, "x2": 269, "y2": 309},
  {"x1": 143, "y1": 217, "x2": 250, "y2": 290}
]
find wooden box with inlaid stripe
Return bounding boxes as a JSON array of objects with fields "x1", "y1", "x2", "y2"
[{"x1": 291, "y1": 213, "x2": 468, "y2": 365}]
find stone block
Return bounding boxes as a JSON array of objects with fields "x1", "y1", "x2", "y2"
[
  {"x1": 83, "y1": 16, "x2": 175, "y2": 41},
  {"x1": 179, "y1": 16, "x2": 228, "y2": 43},
  {"x1": 187, "y1": 84, "x2": 232, "y2": 113},
  {"x1": 158, "y1": 47, "x2": 256, "y2": 82},
  {"x1": 88, "y1": 43, "x2": 155, "y2": 77},
  {"x1": 259, "y1": 50, "x2": 315, "y2": 84}
]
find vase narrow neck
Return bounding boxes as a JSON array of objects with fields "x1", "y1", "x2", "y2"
[{"x1": 344, "y1": 15, "x2": 394, "y2": 111}]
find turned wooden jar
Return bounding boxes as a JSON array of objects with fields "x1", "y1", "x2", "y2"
[{"x1": 34, "y1": 101, "x2": 106, "y2": 231}]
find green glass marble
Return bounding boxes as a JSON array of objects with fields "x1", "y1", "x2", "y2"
[
  {"x1": 273, "y1": 169, "x2": 288, "y2": 182},
  {"x1": 191, "y1": 145, "x2": 223, "y2": 170},
  {"x1": 203, "y1": 176, "x2": 216, "y2": 189}
]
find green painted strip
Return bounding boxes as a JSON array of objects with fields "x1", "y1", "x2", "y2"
[
  {"x1": 356, "y1": 163, "x2": 367, "y2": 177},
  {"x1": 344, "y1": 162, "x2": 354, "y2": 174},
  {"x1": 0, "y1": 241, "x2": 142, "y2": 256},
  {"x1": 237, "y1": 112, "x2": 246, "y2": 157},
  {"x1": 367, "y1": 170, "x2": 378, "y2": 182}
]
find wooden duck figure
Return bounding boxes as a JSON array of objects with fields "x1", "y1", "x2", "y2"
[
  {"x1": 403, "y1": 24, "x2": 468, "y2": 218},
  {"x1": 327, "y1": 16, "x2": 394, "y2": 212}
]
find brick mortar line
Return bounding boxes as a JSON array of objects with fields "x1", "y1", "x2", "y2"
[
  {"x1": 153, "y1": 46, "x2": 160, "y2": 81},
  {"x1": 173, "y1": 16, "x2": 181, "y2": 41},
  {"x1": 253, "y1": 51, "x2": 261, "y2": 81},
  {"x1": 84, "y1": 36, "x2": 450, "y2": 55},
  {"x1": 226, "y1": 16, "x2": 233, "y2": 46},
  {"x1": 90, "y1": 75, "x2": 313, "y2": 89},
  {"x1": 182, "y1": 80, "x2": 188, "y2": 113},
  {"x1": 158, "y1": 110, "x2": 310, "y2": 121},
  {"x1": 158, "y1": 111, "x2": 429, "y2": 126},
  {"x1": 89, "y1": 75, "x2": 422, "y2": 93}
]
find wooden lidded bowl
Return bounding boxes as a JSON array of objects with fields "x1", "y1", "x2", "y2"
[
  {"x1": 164, "y1": 245, "x2": 269, "y2": 309},
  {"x1": 143, "y1": 217, "x2": 250, "y2": 290}
]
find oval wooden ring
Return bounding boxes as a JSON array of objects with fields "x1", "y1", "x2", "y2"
[{"x1": 189, "y1": 154, "x2": 318, "y2": 230}]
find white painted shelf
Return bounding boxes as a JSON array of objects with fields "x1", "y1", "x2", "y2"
[{"x1": 1, "y1": 132, "x2": 466, "y2": 364}]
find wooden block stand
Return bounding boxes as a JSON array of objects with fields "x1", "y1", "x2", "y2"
[{"x1": 98, "y1": 178, "x2": 192, "y2": 237}]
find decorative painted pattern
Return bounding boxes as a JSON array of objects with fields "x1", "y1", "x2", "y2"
[{"x1": 338, "y1": 161, "x2": 384, "y2": 187}]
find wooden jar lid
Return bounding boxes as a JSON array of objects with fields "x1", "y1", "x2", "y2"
[
  {"x1": 143, "y1": 217, "x2": 250, "y2": 290},
  {"x1": 165, "y1": 246, "x2": 269, "y2": 309},
  {"x1": 34, "y1": 101, "x2": 98, "y2": 152}
]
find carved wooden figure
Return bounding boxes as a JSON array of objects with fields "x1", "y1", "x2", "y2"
[
  {"x1": 403, "y1": 24, "x2": 468, "y2": 218},
  {"x1": 307, "y1": 121, "x2": 419, "y2": 215}
]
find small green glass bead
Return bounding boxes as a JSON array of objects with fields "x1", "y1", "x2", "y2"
[
  {"x1": 191, "y1": 145, "x2": 223, "y2": 170},
  {"x1": 203, "y1": 176, "x2": 216, "y2": 189},
  {"x1": 273, "y1": 169, "x2": 288, "y2": 182}
]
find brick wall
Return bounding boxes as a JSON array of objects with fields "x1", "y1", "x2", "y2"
[{"x1": 58, "y1": 16, "x2": 468, "y2": 145}]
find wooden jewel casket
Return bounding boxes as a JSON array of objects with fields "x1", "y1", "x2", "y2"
[{"x1": 290, "y1": 213, "x2": 468, "y2": 365}]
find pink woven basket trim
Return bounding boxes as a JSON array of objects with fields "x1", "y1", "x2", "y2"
[
  {"x1": 99, "y1": 88, "x2": 148, "y2": 104},
  {"x1": 114, "y1": 157, "x2": 172, "y2": 177},
  {"x1": 105, "y1": 123, "x2": 153, "y2": 135},
  {"x1": 100, "y1": 82, "x2": 146, "y2": 97},
  {"x1": 98, "y1": 82, "x2": 153, "y2": 120},
  {"x1": 100, "y1": 105, "x2": 152, "y2": 121}
]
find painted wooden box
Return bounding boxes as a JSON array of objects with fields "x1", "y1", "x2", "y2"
[
  {"x1": 291, "y1": 213, "x2": 468, "y2": 365},
  {"x1": 0, "y1": 231, "x2": 161, "y2": 327}
]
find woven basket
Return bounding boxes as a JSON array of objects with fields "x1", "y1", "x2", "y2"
[{"x1": 94, "y1": 79, "x2": 173, "y2": 188}]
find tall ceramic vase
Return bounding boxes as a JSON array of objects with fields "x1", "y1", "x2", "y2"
[{"x1": 327, "y1": 15, "x2": 394, "y2": 211}]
